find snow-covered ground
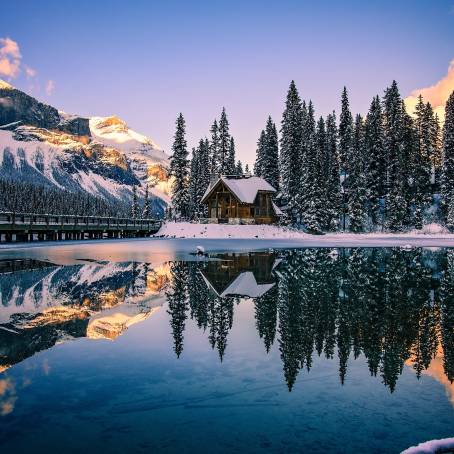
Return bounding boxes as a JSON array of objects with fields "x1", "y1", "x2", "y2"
[{"x1": 154, "y1": 221, "x2": 453, "y2": 240}]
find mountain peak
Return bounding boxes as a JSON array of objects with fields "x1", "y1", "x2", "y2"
[{"x1": 0, "y1": 79, "x2": 14, "y2": 90}]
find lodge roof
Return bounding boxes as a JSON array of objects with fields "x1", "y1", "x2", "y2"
[{"x1": 201, "y1": 175, "x2": 277, "y2": 205}]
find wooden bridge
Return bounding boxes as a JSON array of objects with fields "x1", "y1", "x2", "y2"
[{"x1": 0, "y1": 212, "x2": 162, "y2": 243}]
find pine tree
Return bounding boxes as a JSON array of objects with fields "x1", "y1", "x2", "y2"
[
  {"x1": 263, "y1": 116, "x2": 280, "y2": 190},
  {"x1": 209, "y1": 119, "x2": 219, "y2": 176},
  {"x1": 189, "y1": 139, "x2": 211, "y2": 219},
  {"x1": 227, "y1": 137, "x2": 236, "y2": 175},
  {"x1": 339, "y1": 87, "x2": 354, "y2": 175},
  {"x1": 299, "y1": 101, "x2": 324, "y2": 232},
  {"x1": 413, "y1": 95, "x2": 433, "y2": 229},
  {"x1": 383, "y1": 81, "x2": 408, "y2": 231},
  {"x1": 325, "y1": 112, "x2": 342, "y2": 230},
  {"x1": 236, "y1": 160, "x2": 243, "y2": 176},
  {"x1": 280, "y1": 81, "x2": 303, "y2": 220},
  {"x1": 189, "y1": 147, "x2": 200, "y2": 219},
  {"x1": 348, "y1": 114, "x2": 367, "y2": 232},
  {"x1": 254, "y1": 130, "x2": 266, "y2": 177},
  {"x1": 218, "y1": 107, "x2": 231, "y2": 175},
  {"x1": 442, "y1": 91, "x2": 454, "y2": 229},
  {"x1": 245, "y1": 163, "x2": 250, "y2": 174},
  {"x1": 169, "y1": 113, "x2": 190, "y2": 219},
  {"x1": 401, "y1": 101, "x2": 417, "y2": 227},
  {"x1": 364, "y1": 96, "x2": 385, "y2": 226},
  {"x1": 131, "y1": 185, "x2": 138, "y2": 218},
  {"x1": 142, "y1": 183, "x2": 150, "y2": 218}
]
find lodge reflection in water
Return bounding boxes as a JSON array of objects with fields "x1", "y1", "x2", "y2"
[{"x1": 1, "y1": 249, "x2": 454, "y2": 394}]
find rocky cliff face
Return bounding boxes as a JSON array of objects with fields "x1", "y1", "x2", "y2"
[
  {"x1": 0, "y1": 85, "x2": 91, "y2": 136},
  {"x1": 0, "y1": 80, "x2": 170, "y2": 208}
]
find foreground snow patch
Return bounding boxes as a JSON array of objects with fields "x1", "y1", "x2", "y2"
[
  {"x1": 401, "y1": 437, "x2": 454, "y2": 454},
  {"x1": 153, "y1": 222, "x2": 311, "y2": 239}
]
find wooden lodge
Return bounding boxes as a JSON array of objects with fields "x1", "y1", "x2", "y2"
[{"x1": 200, "y1": 175, "x2": 282, "y2": 224}]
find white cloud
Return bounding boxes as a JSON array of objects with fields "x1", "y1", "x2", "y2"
[
  {"x1": 405, "y1": 59, "x2": 454, "y2": 122},
  {"x1": 45, "y1": 79, "x2": 55, "y2": 95},
  {"x1": 0, "y1": 37, "x2": 21, "y2": 79}
]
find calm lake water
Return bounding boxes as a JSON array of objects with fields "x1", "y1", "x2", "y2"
[{"x1": 0, "y1": 241, "x2": 453, "y2": 453}]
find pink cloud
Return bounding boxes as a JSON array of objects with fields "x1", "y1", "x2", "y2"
[
  {"x1": 45, "y1": 79, "x2": 55, "y2": 96},
  {"x1": 0, "y1": 37, "x2": 21, "y2": 79},
  {"x1": 24, "y1": 65, "x2": 36, "y2": 78}
]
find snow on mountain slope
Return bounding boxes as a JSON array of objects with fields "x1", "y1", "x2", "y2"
[
  {"x1": 89, "y1": 116, "x2": 172, "y2": 202},
  {"x1": 0, "y1": 80, "x2": 171, "y2": 209}
]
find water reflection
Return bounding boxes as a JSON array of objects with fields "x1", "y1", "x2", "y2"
[
  {"x1": 1, "y1": 248, "x2": 454, "y2": 396},
  {"x1": 0, "y1": 260, "x2": 168, "y2": 372},
  {"x1": 165, "y1": 249, "x2": 454, "y2": 393}
]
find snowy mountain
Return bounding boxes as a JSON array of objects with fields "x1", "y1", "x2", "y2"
[{"x1": 0, "y1": 80, "x2": 171, "y2": 210}]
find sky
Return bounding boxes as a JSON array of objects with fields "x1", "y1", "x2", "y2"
[{"x1": 2, "y1": 0, "x2": 454, "y2": 165}]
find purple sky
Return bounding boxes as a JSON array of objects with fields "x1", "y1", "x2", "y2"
[{"x1": 2, "y1": 0, "x2": 454, "y2": 165}]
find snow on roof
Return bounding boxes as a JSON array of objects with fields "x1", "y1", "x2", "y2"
[
  {"x1": 221, "y1": 272, "x2": 275, "y2": 298},
  {"x1": 201, "y1": 176, "x2": 277, "y2": 204},
  {"x1": 201, "y1": 270, "x2": 275, "y2": 298}
]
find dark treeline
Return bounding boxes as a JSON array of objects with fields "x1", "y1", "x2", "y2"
[
  {"x1": 164, "y1": 249, "x2": 454, "y2": 392},
  {"x1": 278, "y1": 81, "x2": 447, "y2": 232},
  {"x1": 0, "y1": 177, "x2": 132, "y2": 217},
  {"x1": 169, "y1": 83, "x2": 454, "y2": 232}
]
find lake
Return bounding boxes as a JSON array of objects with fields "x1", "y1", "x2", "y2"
[{"x1": 0, "y1": 239, "x2": 453, "y2": 453}]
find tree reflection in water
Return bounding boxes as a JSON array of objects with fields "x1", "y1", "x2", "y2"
[{"x1": 166, "y1": 248, "x2": 454, "y2": 392}]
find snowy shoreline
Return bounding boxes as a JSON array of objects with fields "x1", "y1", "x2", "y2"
[{"x1": 153, "y1": 221, "x2": 454, "y2": 240}]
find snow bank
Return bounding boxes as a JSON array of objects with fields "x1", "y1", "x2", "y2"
[
  {"x1": 153, "y1": 222, "x2": 454, "y2": 240},
  {"x1": 401, "y1": 437, "x2": 454, "y2": 454},
  {"x1": 154, "y1": 222, "x2": 311, "y2": 239},
  {"x1": 409, "y1": 223, "x2": 449, "y2": 235}
]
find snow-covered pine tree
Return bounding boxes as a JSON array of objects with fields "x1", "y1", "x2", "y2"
[
  {"x1": 263, "y1": 116, "x2": 280, "y2": 191},
  {"x1": 200, "y1": 138, "x2": 211, "y2": 206},
  {"x1": 188, "y1": 139, "x2": 210, "y2": 219},
  {"x1": 280, "y1": 81, "x2": 303, "y2": 221},
  {"x1": 236, "y1": 160, "x2": 243, "y2": 176},
  {"x1": 169, "y1": 113, "x2": 190, "y2": 219},
  {"x1": 189, "y1": 147, "x2": 200, "y2": 219},
  {"x1": 254, "y1": 129, "x2": 266, "y2": 177},
  {"x1": 245, "y1": 163, "x2": 250, "y2": 174},
  {"x1": 131, "y1": 184, "x2": 138, "y2": 219},
  {"x1": 299, "y1": 101, "x2": 324, "y2": 232},
  {"x1": 382, "y1": 81, "x2": 408, "y2": 231},
  {"x1": 218, "y1": 107, "x2": 231, "y2": 175},
  {"x1": 209, "y1": 119, "x2": 219, "y2": 176},
  {"x1": 227, "y1": 137, "x2": 236, "y2": 175},
  {"x1": 364, "y1": 95, "x2": 385, "y2": 226},
  {"x1": 315, "y1": 115, "x2": 329, "y2": 228},
  {"x1": 348, "y1": 114, "x2": 367, "y2": 232},
  {"x1": 401, "y1": 101, "x2": 417, "y2": 227},
  {"x1": 442, "y1": 91, "x2": 454, "y2": 230},
  {"x1": 142, "y1": 183, "x2": 150, "y2": 218},
  {"x1": 339, "y1": 87, "x2": 354, "y2": 175},
  {"x1": 413, "y1": 95, "x2": 433, "y2": 229},
  {"x1": 325, "y1": 112, "x2": 342, "y2": 230},
  {"x1": 432, "y1": 113, "x2": 443, "y2": 181}
]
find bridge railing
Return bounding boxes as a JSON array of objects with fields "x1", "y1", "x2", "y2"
[{"x1": 0, "y1": 212, "x2": 162, "y2": 229}]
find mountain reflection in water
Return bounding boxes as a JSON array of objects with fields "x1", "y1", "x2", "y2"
[{"x1": 1, "y1": 248, "x2": 454, "y2": 395}]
